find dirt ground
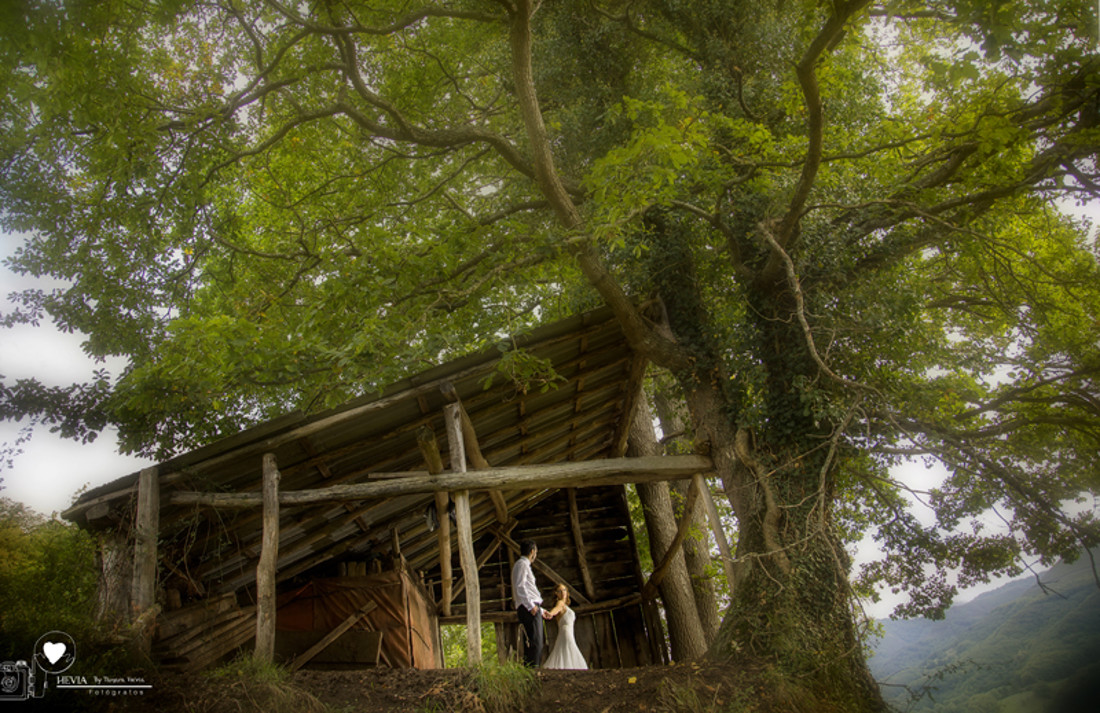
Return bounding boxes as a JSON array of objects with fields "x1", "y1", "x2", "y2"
[
  {"x1": 296, "y1": 662, "x2": 754, "y2": 713},
  {"x1": 80, "y1": 661, "x2": 762, "y2": 713}
]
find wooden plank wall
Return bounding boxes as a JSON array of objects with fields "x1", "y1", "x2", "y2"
[{"x1": 154, "y1": 593, "x2": 256, "y2": 672}]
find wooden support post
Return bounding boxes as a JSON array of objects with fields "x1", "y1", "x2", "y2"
[
  {"x1": 454, "y1": 490, "x2": 480, "y2": 663},
  {"x1": 131, "y1": 466, "x2": 160, "y2": 654},
  {"x1": 417, "y1": 426, "x2": 452, "y2": 617},
  {"x1": 441, "y1": 383, "x2": 509, "y2": 523},
  {"x1": 696, "y1": 473, "x2": 737, "y2": 593},
  {"x1": 391, "y1": 526, "x2": 402, "y2": 558},
  {"x1": 255, "y1": 453, "x2": 280, "y2": 663},
  {"x1": 445, "y1": 403, "x2": 481, "y2": 664},
  {"x1": 494, "y1": 622, "x2": 508, "y2": 664},
  {"x1": 567, "y1": 488, "x2": 597, "y2": 601},
  {"x1": 437, "y1": 490, "x2": 452, "y2": 615}
]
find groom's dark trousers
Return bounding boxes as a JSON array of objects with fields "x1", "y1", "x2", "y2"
[{"x1": 517, "y1": 606, "x2": 543, "y2": 666}]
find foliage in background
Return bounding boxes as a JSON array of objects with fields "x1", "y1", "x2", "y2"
[
  {"x1": 0, "y1": 497, "x2": 140, "y2": 713},
  {"x1": 440, "y1": 622, "x2": 501, "y2": 668},
  {"x1": 0, "y1": 498, "x2": 115, "y2": 661}
]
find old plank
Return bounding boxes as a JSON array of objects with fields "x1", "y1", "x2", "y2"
[
  {"x1": 254, "y1": 453, "x2": 280, "y2": 663},
  {"x1": 446, "y1": 403, "x2": 482, "y2": 665},
  {"x1": 168, "y1": 455, "x2": 713, "y2": 508},
  {"x1": 288, "y1": 600, "x2": 378, "y2": 673},
  {"x1": 131, "y1": 466, "x2": 160, "y2": 654}
]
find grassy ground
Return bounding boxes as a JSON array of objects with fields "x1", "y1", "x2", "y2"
[{"x1": 95, "y1": 659, "x2": 774, "y2": 713}]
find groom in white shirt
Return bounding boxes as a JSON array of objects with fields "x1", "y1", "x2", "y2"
[{"x1": 512, "y1": 539, "x2": 549, "y2": 666}]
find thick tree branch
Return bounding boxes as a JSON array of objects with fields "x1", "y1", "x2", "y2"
[
  {"x1": 760, "y1": 0, "x2": 871, "y2": 284},
  {"x1": 757, "y1": 222, "x2": 880, "y2": 395},
  {"x1": 264, "y1": 0, "x2": 500, "y2": 35},
  {"x1": 956, "y1": 366, "x2": 1100, "y2": 421},
  {"x1": 507, "y1": 0, "x2": 691, "y2": 373}
]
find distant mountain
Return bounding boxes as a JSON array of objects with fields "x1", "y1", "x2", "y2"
[{"x1": 869, "y1": 552, "x2": 1100, "y2": 713}]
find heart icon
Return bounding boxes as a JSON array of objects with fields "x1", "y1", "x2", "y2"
[{"x1": 43, "y1": 642, "x2": 66, "y2": 665}]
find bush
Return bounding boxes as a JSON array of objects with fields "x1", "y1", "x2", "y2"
[
  {"x1": 0, "y1": 498, "x2": 140, "y2": 711},
  {"x1": 0, "y1": 498, "x2": 103, "y2": 659},
  {"x1": 471, "y1": 660, "x2": 539, "y2": 713},
  {"x1": 196, "y1": 655, "x2": 326, "y2": 713}
]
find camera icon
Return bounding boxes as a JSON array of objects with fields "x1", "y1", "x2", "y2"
[{"x1": 0, "y1": 661, "x2": 31, "y2": 701}]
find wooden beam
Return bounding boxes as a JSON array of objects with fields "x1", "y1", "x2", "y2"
[
  {"x1": 298, "y1": 437, "x2": 335, "y2": 479},
  {"x1": 168, "y1": 455, "x2": 714, "y2": 508},
  {"x1": 86, "y1": 501, "x2": 115, "y2": 524},
  {"x1": 158, "y1": 358, "x2": 503, "y2": 490},
  {"x1": 131, "y1": 466, "x2": 160, "y2": 654},
  {"x1": 442, "y1": 382, "x2": 509, "y2": 523},
  {"x1": 696, "y1": 473, "x2": 737, "y2": 593},
  {"x1": 567, "y1": 488, "x2": 597, "y2": 601},
  {"x1": 445, "y1": 403, "x2": 481, "y2": 664},
  {"x1": 254, "y1": 453, "x2": 280, "y2": 663},
  {"x1": 288, "y1": 600, "x2": 377, "y2": 672},
  {"x1": 417, "y1": 426, "x2": 452, "y2": 618},
  {"x1": 453, "y1": 490, "x2": 481, "y2": 663},
  {"x1": 642, "y1": 476, "x2": 701, "y2": 599},
  {"x1": 63, "y1": 315, "x2": 631, "y2": 524}
]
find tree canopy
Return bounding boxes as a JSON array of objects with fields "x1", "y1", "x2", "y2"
[{"x1": 2, "y1": 1, "x2": 1099, "y2": 708}]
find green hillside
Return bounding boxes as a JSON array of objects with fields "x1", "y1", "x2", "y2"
[{"x1": 869, "y1": 552, "x2": 1100, "y2": 713}]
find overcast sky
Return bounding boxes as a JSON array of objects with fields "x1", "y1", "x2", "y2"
[{"x1": 0, "y1": 236, "x2": 151, "y2": 515}]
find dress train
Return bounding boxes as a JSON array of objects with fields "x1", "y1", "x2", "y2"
[{"x1": 543, "y1": 606, "x2": 587, "y2": 670}]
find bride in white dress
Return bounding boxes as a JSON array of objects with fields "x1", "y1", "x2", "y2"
[{"x1": 542, "y1": 584, "x2": 588, "y2": 670}]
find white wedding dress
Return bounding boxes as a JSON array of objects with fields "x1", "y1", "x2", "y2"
[{"x1": 543, "y1": 606, "x2": 588, "y2": 669}]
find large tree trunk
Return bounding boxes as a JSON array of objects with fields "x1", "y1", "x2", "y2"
[
  {"x1": 669, "y1": 479, "x2": 722, "y2": 644},
  {"x1": 645, "y1": 212, "x2": 885, "y2": 711},
  {"x1": 95, "y1": 530, "x2": 133, "y2": 625},
  {"x1": 628, "y1": 398, "x2": 708, "y2": 661},
  {"x1": 653, "y1": 387, "x2": 722, "y2": 645},
  {"x1": 678, "y1": 355, "x2": 884, "y2": 710}
]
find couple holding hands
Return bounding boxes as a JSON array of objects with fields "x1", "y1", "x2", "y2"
[{"x1": 510, "y1": 539, "x2": 588, "y2": 669}]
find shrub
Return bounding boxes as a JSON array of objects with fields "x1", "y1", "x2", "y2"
[
  {"x1": 0, "y1": 498, "x2": 106, "y2": 660},
  {"x1": 471, "y1": 660, "x2": 539, "y2": 713},
  {"x1": 196, "y1": 654, "x2": 326, "y2": 713}
]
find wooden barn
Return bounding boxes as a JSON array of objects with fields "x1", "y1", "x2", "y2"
[{"x1": 63, "y1": 307, "x2": 721, "y2": 672}]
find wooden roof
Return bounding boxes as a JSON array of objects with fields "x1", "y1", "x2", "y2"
[{"x1": 64, "y1": 306, "x2": 649, "y2": 598}]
